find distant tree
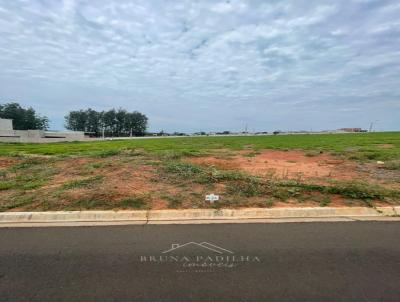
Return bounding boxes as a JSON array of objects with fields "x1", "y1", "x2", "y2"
[
  {"x1": 0, "y1": 102, "x2": 49, "y2": 130},
  {"x1": 102, "y1": 109, "x2": 117, "y2": 136},
  {"x1": 115, "y1": 108, "x2": 127, "y2": 137},
  {"x1": 64, "y1": 108, "x2": 148, "y2": 137},
  {"x1": 64, "y1": 110, "x2": 87, "y2": 132},
  {"x1": 125, "y1": 111, "x2": 148, "y2": 136},
  {"x1": 86, "y1": 108, "x2": 101, "y2": 136}
]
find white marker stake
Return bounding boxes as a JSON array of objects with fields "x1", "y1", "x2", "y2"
[{"x1": 205, "y1": 194, "x2": 219, "y2": 204}]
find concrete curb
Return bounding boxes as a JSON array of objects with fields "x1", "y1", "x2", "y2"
[{"x1": 0, "y1": 206, "x2": 399, "y2": 226}]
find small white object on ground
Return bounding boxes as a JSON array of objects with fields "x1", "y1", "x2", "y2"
[
  {"x1": 377, "y1": 161, "x2": 385, "y2": 165},
  {"x1": 205, "y1": 194, "x2": 220, "y2": 203}
]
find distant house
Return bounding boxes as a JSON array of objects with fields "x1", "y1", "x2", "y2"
[{"x1": 339, "y1": 128, "x2": 363, "y2": 132}]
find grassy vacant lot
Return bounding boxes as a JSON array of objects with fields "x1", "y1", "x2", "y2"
[{"x1": 0, "y1": 132, "x2": 399, "y2": 212}]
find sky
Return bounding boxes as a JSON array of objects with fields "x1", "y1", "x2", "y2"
[{"x1": 0, "y1": 0, "x2": 399, "y2": 132}]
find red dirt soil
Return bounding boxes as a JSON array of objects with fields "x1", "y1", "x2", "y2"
[
  {"x1": 189, "y1": 150, "x2": 360, "y2": 180},
  {"x1": 0, "y1": 157, "x2": 19, "y2": 169}
]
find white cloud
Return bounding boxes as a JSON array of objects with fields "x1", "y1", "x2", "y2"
[
  {"x1": 0, "y1": 0, "x2": 399, "y2": 131},
  {"x1": 211, "y1": 1, "x2": 247, "y2": 13}
]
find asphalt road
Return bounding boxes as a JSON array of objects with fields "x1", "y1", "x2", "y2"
[{"x1": 1, "y1": 222, "x2": 399, "y2": 302}]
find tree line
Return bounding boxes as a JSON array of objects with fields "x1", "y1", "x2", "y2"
[
  {"x1": 0, "y1": 102, "x2": 49, "y2": 130},
  {"x1": 0, "y1": 102, "x2": 148, "y2": 137},
  {"x1": 64, "y1": 108, "x2": 148, "y2": 137}
]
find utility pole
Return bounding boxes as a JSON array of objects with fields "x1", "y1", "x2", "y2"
[{"x1": 369, "y1": 120, "x2": 378, "y2": 132}]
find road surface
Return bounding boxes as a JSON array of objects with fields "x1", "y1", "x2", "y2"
[{"x1": 1, "y1": 222, "x2": 399, "y2": 302}]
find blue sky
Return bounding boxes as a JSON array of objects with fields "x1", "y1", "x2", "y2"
[{"x1": 0, "y1": 0, "x2": 399, "y2": 132}]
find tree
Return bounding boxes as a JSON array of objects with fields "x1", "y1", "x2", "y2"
[
  {"x1": 64, "y1": 108, "x2": 148, "y2": 137},
  {"x1": 86, "y1": 109, "x2": 101, "y2": 136},
  {"x1": 0, "y1": 102, "x2": 49, "y2": 130},
  {"x1": 64, "y1": 110, "x2": 87, "y2": 132},
  {"x1": 102, "y1": 109, "x2": 117, "y2": 137},
  {"x1": 125, "y1": 111, "x2": 148, "y2": 136}
]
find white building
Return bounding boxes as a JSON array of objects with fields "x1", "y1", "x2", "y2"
[{"x1": 0, "y1": 118, "x2": 87, "y2": 143}]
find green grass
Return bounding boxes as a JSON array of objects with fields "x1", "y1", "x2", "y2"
[
  {"x1": 0, "y1": 132, "x2": 399, "y2": 160},
  {"x1": 0, "y1": 159, "x2": 59, "y2": 191},
  {"x1": 0, "y1": 180, "x2": 17, "y2": 190},
  {"x1": 163, "y1": 162, "x2": 204, "y2": 177},
  {"x1": 61, "y1": 175, "x2": 104, "y2": 190},
  {"x1": 119, "y1": 196, "x2": 149, "y2": 209},
  {"x1": 8, "y1": 158, "x2": 43, "y2": 171}
]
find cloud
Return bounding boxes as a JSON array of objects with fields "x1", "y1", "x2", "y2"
[
  {"x1": 210, "y1": 1, "x2": 247, "y2": 14},
  {"x1": 0, "y1": 0, "x2": 399, "y2": 131}
]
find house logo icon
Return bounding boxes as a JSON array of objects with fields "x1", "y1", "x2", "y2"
[{"x1": 162, "y1": 242, "x2": 234, "y2": 254}]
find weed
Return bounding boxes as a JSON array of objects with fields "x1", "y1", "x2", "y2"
[
  {"x1": 226, "y1": 179, "x2": 267, "y2": 197},
  {"x1": 9, "y1": 158, "x2": 42, "y2": 171},
  {"x1": 119, "y1": 196, "x2": 148, "y2": 209},
  {"x1": 361, "y1": 199, "x2": 374, "y2": 208},
  {"x1": 163, "y1": 162, "x2": 204, "y2": 177},
  {"x1": 312, "y1": 195, "x2": 331, "y2": 207},
  {"x1": 161, "y1": 193, "x2": 184, "y2": 209},
  {"x1": 156, "y1": 149, "x2": 205, "y2": 160},
  {"x1": 272, "y1": 188, "x2": 292, "y2": 201},
  {"x1": 243, "y1": 151, "x2": 261, "y2": 157},
  {"x1": 326, "y1": 181, "x2": 387, "y2": 200},
  {"x1": 0, "y1": 192, "x2": 36, "y2": 211},
  {"x1": 92, "y1": 149, "x2": 121, "y2": 158},
  {"x1": 265, "y1": 198, "x2": 275, "y2": 208},
  {"x1": 277, "y1": 180, "x2": 395, "y2": 201},
  {"x1": 82, "y1": 161, "x2": 113, "y2": 172},
  {"x1": 0, "y1": 180, "x2": 17, "y2": 190},
  {"x1": 382, "y1": 160, "x2": 400, "y2": 170},
  {"x1": 61, "y1": 175, "x2": 104, "y2": 190},
  {"x1": 196, "y1": 169, "x2": 250, "y2": 184},
  {"x1": 21, "y1": 180, "x2": 46, "y2": 190}
]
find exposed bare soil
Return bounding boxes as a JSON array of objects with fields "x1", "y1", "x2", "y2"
[
  {"x1": 0, "y1": 157, "x2": 19, "y2": 169},
  {"x1": 189, "y1": 150, "x2": 359, "y2": 180}
]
